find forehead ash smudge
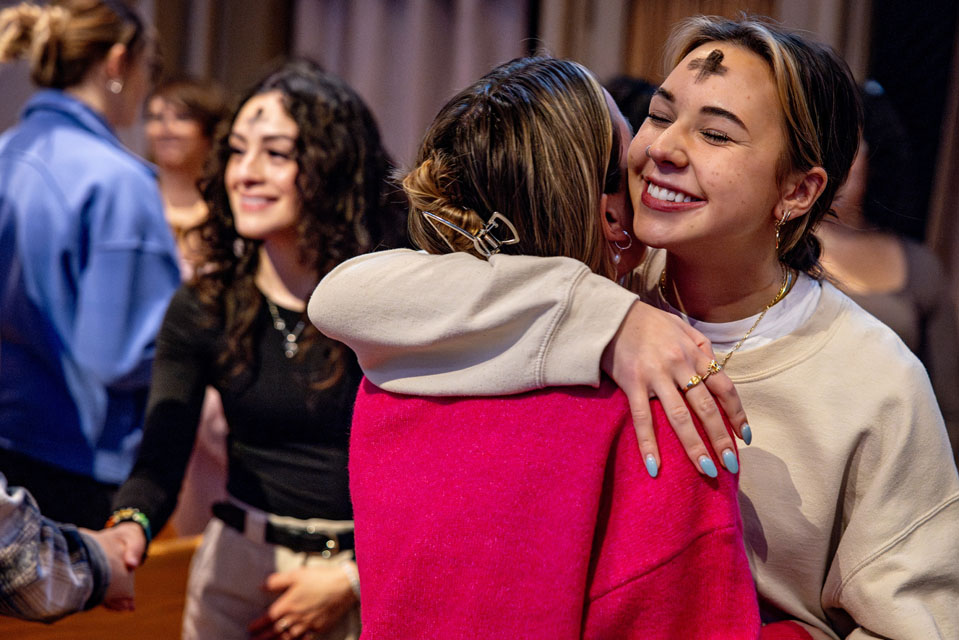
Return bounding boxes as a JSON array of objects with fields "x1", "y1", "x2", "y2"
[
  {"x1": 245, "y1": 107, "x2": 266, "y2": 126},
  {"x1": 688, "y1": 49, "x2": 727, "y2": 83}
]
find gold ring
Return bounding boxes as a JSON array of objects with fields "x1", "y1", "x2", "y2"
[
  {"x1": 684, "y1": 374, "x2": 703, "y2": 391},
  {"x1": 701, "y1": 359, "x2": 723, "y2": 382}
]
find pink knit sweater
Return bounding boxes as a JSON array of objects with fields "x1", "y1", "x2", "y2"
[{"x1": 350, "y1": 378, "x2": 810, "y2": 639}]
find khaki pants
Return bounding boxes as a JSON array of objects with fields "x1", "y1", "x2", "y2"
[{"x1": 182, "y1": 514, "x2": 360, "y2": 639}]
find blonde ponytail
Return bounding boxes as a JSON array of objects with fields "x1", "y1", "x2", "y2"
[
  {"x1": 405, "y1": 155, "x2": 489, "y2": 258},
  {"x1": 0, "y1": 0, "x2": 142, "y2": 89},
  {"x1": 0, "y1": 4, "x2": 44, "y2": 63}
]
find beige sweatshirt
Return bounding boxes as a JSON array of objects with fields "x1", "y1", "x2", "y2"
[{"x1": 310, "y1": 248, "x2": 959, "y2": 640}]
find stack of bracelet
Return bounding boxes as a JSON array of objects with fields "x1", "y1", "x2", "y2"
[{"x1": 105, "y1": 507, "x2": 152, "y2": 560}]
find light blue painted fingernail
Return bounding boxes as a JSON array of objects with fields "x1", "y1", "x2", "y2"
[
  {"x1": 741, "y1": 423, "x2": 753, "y2": 445},
  {"x1": 645, "y1": 453, "x2": 659, "y2": 478},
  {"x1": 721, "y1": 449, "x2": 739, "y2": 474},
  {"x1": 698, "y1": 455, "x2": 718, "y2": 478}
]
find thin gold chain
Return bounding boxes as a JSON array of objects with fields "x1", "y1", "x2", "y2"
[{"x1": 658, "y1": 265, "x2": 793, "y2": 369}]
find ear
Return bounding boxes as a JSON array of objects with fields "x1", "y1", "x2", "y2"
[
  {"x1": 599, "y1": 193, "x2": 627, "y2": 242},
  {"x1": 103, "y1": 43, "x2": 130, "y2": 81},
  {"x1": 778, "y1": 166, "x2": 827, "y2": 222}
]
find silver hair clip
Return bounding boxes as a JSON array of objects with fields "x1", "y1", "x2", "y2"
[{"x1": 421, "y1": 211, "x2": 520, "y2": 258}]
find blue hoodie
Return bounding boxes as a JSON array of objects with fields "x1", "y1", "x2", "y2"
[{"x1": 0, "y1": 90, "x2": 180, "y2": 484}]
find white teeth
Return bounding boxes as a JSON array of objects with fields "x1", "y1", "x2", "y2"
[
  {"x1": 241, "y1": 196, "x2": 270, "y2": 205},
  {"x1": 647, "y1": 182, "x2": 696, "y2": 204}
]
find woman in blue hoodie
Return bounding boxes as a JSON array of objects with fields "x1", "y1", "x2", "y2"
[{"x1": 0, "y1": 0, "x2": 179, "y2": 528}]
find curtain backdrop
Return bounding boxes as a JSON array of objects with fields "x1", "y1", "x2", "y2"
[
  {"x1": 292, "y1": 0, "x2": 529, "y2": 166},
  {"x1": 2, "y1": 0, "x2": 953, "y2": 309},
  {"x1": 926, "y1": 15, "x2": 959, "y2": 320},
  {"x1": 535, "y1": 0, "x2": 630, "y2": 81}
]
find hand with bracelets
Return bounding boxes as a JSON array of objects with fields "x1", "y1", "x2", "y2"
[
  {"x1": 77, "y1": 507, "x2": 152, "y2": 612},
  {"x1": 104, "y1": 507, "x2": 152, "y2": 561},
  {"x1": 94, "y1": 507, "x2": 153, "y2": 610}
]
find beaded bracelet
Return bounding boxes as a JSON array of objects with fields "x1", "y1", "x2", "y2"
[{"x1": 105, "y1": 507, "x2": 153, "y2": 545}]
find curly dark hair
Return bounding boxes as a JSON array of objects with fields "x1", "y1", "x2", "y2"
[{"x1": 193, "y1": 59, "x2": 390, "y2": 388}]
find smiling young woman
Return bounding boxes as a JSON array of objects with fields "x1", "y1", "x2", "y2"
[
  {"x1": 306, "y1": 15, "x2": 959, "y2": 640},
  {"x1": 633, "y1": 43, "x2": 809, "y2": 322},
  {"x1": 106, "y1": 60, "x2": 392, "y2": 640}
]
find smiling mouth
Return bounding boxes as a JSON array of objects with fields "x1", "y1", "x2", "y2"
[
  {"x1": 639, "y1": 178, "x2": 705, "y2": 212},
  {"x1": 235, "y1": 195, "x2": 276, "y2": 210},
  {"x1": 645, "y1": 181, "x2": 701, "y2": 204}
]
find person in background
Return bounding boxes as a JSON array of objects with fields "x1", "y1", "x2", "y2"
[
  {"x1": 0, "y1": 473, "x2": 136, "y2": 621},
  {"x1": 0, "y1": 0, "x2": 179, "y2": 529},
  {"x1": 818, "y1": 80, "x2": 959, "y2": 464},
  {"x1": 106, "y1": 59, "x2": 390, "y2": 640},
  {"x1": 605, "y1": 74, "x2": 657, "y2": 133},
  {"x1": 145, "y1": 76, "x2": 229, "y2": 273},
  {"x1": 144, "y1": 76, "x2": 232, "y2": 536}
]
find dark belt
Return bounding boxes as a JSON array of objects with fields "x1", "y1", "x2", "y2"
[{"x1": 212, "y1": 502, "x2": 354, "y2": 555}]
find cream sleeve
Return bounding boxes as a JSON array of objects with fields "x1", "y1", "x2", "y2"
[
  {"x1": 308, "y1": 249, "x2": 638, "y2": 395},
  {"x1": 822, "y1": 355, "x2": 959, "y2": 640}
]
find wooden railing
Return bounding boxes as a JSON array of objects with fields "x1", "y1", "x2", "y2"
[{"x1": 0, "y1": 535, "x2": 201, "y2": 640}]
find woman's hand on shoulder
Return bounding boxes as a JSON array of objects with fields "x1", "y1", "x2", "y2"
[
  {"x1": 601, "y1": 301, "x2": 749, "y2": 477},
  {"x1": 248, "y1": 562, "x2": 356, "y2": 639}
]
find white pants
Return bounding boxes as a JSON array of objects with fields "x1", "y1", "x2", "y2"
[{"x1": 182, "y1": 514, "x2": 360, "y2": 639}]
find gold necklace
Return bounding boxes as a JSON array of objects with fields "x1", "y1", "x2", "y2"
[{"x1": 658, "y1": 265, "x2": 793, "y2": 369}]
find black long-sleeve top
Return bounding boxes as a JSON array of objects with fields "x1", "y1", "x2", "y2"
[{"x1": 113, "y1": 284, "x2": 361, "y2": 533}]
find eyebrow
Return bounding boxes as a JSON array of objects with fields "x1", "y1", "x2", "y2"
[
  {"x1": 652, "y1": 87, "x2": 748, "y2": 132},
  {"x1": 700, "y1": 105, "x2": 747, "y2": 131},
  {"x1": 227, "y1": 132, "x2": 297, "y2": 145},
  {"x1": 653, "y1": 87, "x2": 673, "y2": 102}
]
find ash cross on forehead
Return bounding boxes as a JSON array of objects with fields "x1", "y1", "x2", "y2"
[
  {"x1": 688, "y1": 49, "x2": 727, "y2": 83},
  {"x1": 245, "y1": 107, "x2": 266, "y2": 125}
]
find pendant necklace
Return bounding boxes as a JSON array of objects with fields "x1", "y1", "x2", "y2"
[
  {"x1": 658, "y1": 265, "x2": 793, "y2": 370},
  {"x1": 266, "y1": 299, "x2": 306, "y2": 359}
]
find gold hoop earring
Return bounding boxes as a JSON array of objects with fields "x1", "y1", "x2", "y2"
[{"x1": 775, "y1": 209, "x2": 792, "y2": 251}]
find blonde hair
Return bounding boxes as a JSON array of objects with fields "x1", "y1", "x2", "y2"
[
  {"x1": 0, "y1": 0, "x2": 144, "y2": 89},
  {"x1": 664, "y1": 16, "x2": 862, "y2": 275},
  {"x1": 405, "y1": 57, "x2": 623, "y2": 280}
]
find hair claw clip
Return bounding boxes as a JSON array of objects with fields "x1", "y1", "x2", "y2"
[{"x1": 421, "y1": 211, "x2": 520, "y2": 258}]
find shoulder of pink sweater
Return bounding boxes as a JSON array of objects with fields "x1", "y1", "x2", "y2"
[{"x1": 760, "y1": 621, "x2": 817, "y2": 639}]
